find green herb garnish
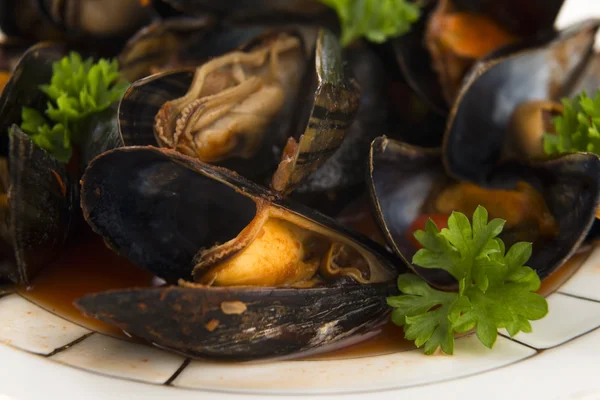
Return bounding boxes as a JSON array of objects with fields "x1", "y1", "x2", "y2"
[
  {"x1": 543, "y1": 90, "x2": 600, "y2": 156},
  {"x1": 20, "y1": 52, "x2": 129, "y2": 163},
  {"x1": 318, "y1": 0, "x2": 420, "y2": 47},
  {"x1": 387, "y1": 206, "x2": 548, "y2": 355}
]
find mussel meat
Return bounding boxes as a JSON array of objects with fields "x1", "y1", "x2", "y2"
[
  {"x1": 119, "y1": 28, "x2": 359, "y2": 181},
  {"x1": 76, "y1": 146, "x2": 401, "y2": 359}
]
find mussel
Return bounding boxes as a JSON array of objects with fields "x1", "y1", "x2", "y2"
[
  {"x1": 0, "y1": 43, "x2": 80, "y2": 284},
  {"x1": 117, "y1": 16, "x2": 217, "y2": 82},
  {"x1": 76, "y1": 28, "x2": 395, "y2": 359},
  {"x1": 119, "y1": 28, "x2": 358, "y2": 182},
  {"x1": 0, "y1": 126, "x2": 77, "y2": 284},
  {"x1": 0, "y1": 0, "x2": 154, "y2": 46},
  {"x1": 294, "y1": 43, "x2": 387, "y2": 195},
  {"x1": 368, "y1": 137, "x2": 600, "y2": 288},
  {"x1": 0, "y1": 40, "x2": 131, "y2": 284},
  {"x1": 443, "y1": 19, "x2": 600, "y2": 185},
  {"x1": 0, "y1": 42, "x2": 125, "y2": 173},
  {"x1": 76, "y1": 146, "x2": 401, "y2": 360},
  {"x1": 393, "y1": 0, "x2": 565, "y2": 115},
  {"x1": 161, "y1": 0, "x2": 330, "y2": 20}
]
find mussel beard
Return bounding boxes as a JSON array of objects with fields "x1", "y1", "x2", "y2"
[
  {"x1": 191, "y1": 205, "x2": 395, "y2": 288},
  {"x1": 154, "y1": 32, "x2": 304, "y2": 163}
]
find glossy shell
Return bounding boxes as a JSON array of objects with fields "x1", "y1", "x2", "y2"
[
  {"x1": 443, "y1": 20, "x2": 600, "y2": 184},
  {"x1": 0, "y1": 43, "x2": 80, "y2": 284},
  {"x1": 270, "y1": 29, "x2": 360, "y2": 194},
  {"x1": 295, "y1": 43, "x2": 386, "y2": 194},
  {"x1": 76, "y1": 283, "x2": 396, "y2": 360},
  {"x1": 0, "y1": 0, "x2": 154, "y2": 52},
  {"x1": 0, "y1": 42, "x2": 122, "y2": 170},
  {"x1": 394, "y1": 0, "x2": 565, "y2": 115},
  {"x1": 119, "y1": 28, "x2": 359, "y2": 183},
  {"x1": 77, "y1": 146, "x2": 402, "y2": 360},
  {"x1": 0, "y1": 126, "x2": 77, "y2": 284},
  {"x1": 162, "y1": 0, "x2": 329, "y2": 19},
  {"x1": 368, "y1": 137, "x2": 600, "y2": 288},
  {"x1": 117, "y1": 16, "x2": 217, "y2": 82}
]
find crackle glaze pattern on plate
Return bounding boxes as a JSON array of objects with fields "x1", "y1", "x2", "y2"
[{"x1": 2, "y1": 0, "x2": 600, "y2": 399}]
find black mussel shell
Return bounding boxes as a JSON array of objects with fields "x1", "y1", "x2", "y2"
[
  {"x1": 0, "y1": 0, "x2": 64, "y2": 41},
  {"x1": 291, "y1": 42, "x2": 386, "y2": 209},
  {"x1": 0, "y1": 42, "x2": 64, "y2": 150},
  {"x1": 0, "y1": 43, "x2": 83, "y2": 284},
  {"x1": 81, "y1": 146, "x2": 401, "y2": 283},
  {"x1": 119, "y1": 28, "x2": 359, "y2": 186},
  {"x1": 117, "y1": 15, "x2": 217, "y2": 82},
  {"x1": 78, "y1": 145, "x2": 403, "y2": 359},
  {"x1": 392, "y1": 0, "x2": 446, "y2": 116},
  {"x1": 118, "y1": 25, "x2": 274, "y2": 144},
  {"x1": 394, "y1": 0, "x2": 565, "y2": 116},
  {"x1": 40, "y1": 0, "x2": 154, "y2": 40},
  {"x1": 76, "y1": 283, "x2": 396, "y2": 360},
  {"x1": 368, "y1": 137, "x2": 600, "y2": 288},
  {"x1": 0, "y1": 126, "x2": 78, "y2": 284},
  {"x1": 79, "y1": 105, "x2": 124, "y2": 170},
  {"x1": 0, "y1": 42, "x2": 122, "y2": 171},
  {"x1": 162, "y1": 0, "x2": 329, "y2": 19},
  {"x1": 118, "y1": 26, "x2": 304, "y2": 181},
  {"x1": 270, "y1": 29, "x2": 360, "y2": 194},
  {"x1": 1, "y1": 0, "x2": 154, "y2": 52},
  {"x1": 444, "y1": 20, "x2": 600, "y2": 185}
]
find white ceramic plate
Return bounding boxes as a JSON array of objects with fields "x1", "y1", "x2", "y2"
[{"x1": 2, "y1": 1, "x2": 600, "y2": 399}]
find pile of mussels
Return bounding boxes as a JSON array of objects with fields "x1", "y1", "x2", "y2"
[{"x1": 0, "y1": 0, "x2": 599, "y2": 360}]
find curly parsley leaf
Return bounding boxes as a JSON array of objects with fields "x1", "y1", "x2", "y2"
[
  {"x1": 19, "y1": 52, "x2": 129, "y2": 162},
  {"x1": 387, "y1": 206, "x2": 548, "y2": 355},
  {"x1": 318, "y1": 0, "x2": 421, "y2": 47},
  {"x1": 543, "y1": 90, "x2": 600, "y2": 155}
]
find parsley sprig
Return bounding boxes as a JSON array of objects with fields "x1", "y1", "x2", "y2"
[
  {"x1": 20, "y1": 52, "x2": 129, "y2": 163},
  {"x1": 543, "y1": 90, "x2": 600, "y2": 156},
  {"x1": 318, "y1": 0, "x2": 421, "y2": 47},
  {"x1": 387, "y1": 206, "x2": 548, "y2": 355}
]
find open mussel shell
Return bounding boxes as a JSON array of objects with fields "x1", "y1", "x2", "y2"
[
  {"x1": 0, "y1": 0, "x2": 64, "y2": 41},
  {"x1": 119, "y1": 28, "x2": 359, "y2": 185},
  {"x1": 117, "y1": 24, "x2": 273, "y2": 125},
  {"x1": 40, "y1": 0, "x2": 153, "y2": 39},
  {"x1": 1, "y1": 0, "x2": 154, "y2": 48},
  {"x1": 118, "y1": 26, "x2": 304, "y2": 180},
  {"x1": 117, "y1": 15, "x2": 217, "y2": 82},
  {"x1": 368, "y1": 137, "x2": 600, "y2": 289},
  {"x1": 0, "y1": 43, "x2": 81, "y2": 284},
  {"x1": 392, "y1": 0, "x2": 446, "y2": 116},
  {"x1": 76, "y1": 282, "x2": 396, "y2": 360},
  {"x1": 0, "y1": 42, "x2": 123, "y2": 170},
  {"x1": 162, "y1": 0, "x2": 329, "y2": 20},
  {"x1": 0, "y1": 126, "x2": 77, "y2": 284},
  {"x1": 394, "y1": 0, "x2": 565, "y2": 115},
  {"x1": 444, "y1": 19, "x2": 600, "y2": 184},
  {"x1": 270, "y1": 29, "x2": 360, "y2": 194},
  {"x1": 77, "y1": 146, "x2": 402, "y2": 359},
  {"x1": 294, "y1": 42, "x2": 386, "y2": 196}
]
